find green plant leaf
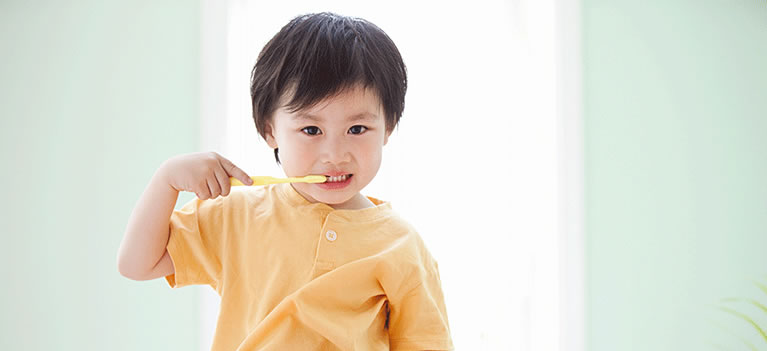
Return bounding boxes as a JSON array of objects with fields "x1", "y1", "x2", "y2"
[
  {"x1": 755, "y1": 281, "x2": 767, "y2": 298},
  {"x1": 709, "y1": 318, "x2": 759, "y2": 351},
  {"x1": 719, "y1": 306, "x2": 767, "y2": 345},
  {"x1": 722, "y1": 297, "x2": 767, "y2": 318}
]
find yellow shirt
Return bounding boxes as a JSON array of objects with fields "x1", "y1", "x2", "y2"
[{"x1": 165, "y1": 183, "x2": 453, "y2": 350}]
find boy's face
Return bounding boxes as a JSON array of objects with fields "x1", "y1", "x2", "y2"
[{"x1": 265, "y1": 84, "x2": 391, "y2": 209}]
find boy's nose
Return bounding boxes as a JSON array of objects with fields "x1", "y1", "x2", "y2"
[{"x1": 319, "y1": 138, "x2": 351, "y2": 165}]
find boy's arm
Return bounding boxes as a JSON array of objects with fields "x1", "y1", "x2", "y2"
[
  {"x1": 117, "y1": 162, "x2": 178, "y2": 281},
  {"x1": 117, "y1": 152, "x2": 253, "y2": 281}
]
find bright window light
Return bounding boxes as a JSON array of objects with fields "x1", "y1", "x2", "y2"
[{"x1": 198, "y1": 1, "x2": 582, "y2": 350}]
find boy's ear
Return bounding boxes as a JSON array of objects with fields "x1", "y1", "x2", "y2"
[
  {"x1": 383, "y1": 129, "x2": 393, "y2": 146},
  {"x1": 264, "y1": 123, "x2": 278, "y2": 149}
]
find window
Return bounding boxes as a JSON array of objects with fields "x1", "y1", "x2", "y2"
[{"x1": 198, "y1": 0, "x2": 583, "y2": 349}]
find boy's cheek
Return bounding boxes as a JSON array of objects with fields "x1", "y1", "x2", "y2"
[
  {"x1": 285, "y1": 151, "x2": 316, "y2": 174},
  {"x1": 362, "y1": 141, "x2": 384, "y2": 158}
]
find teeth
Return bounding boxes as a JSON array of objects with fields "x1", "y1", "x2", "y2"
[{"x1": 327, "y1": 174, "x2": 350, "y2": 183}]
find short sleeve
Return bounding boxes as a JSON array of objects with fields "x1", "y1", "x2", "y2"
[
  {"x1": 388, "y1": 260, "x2": 454, "y2": 351},
  {"x1": 164, "y1": 196, "x2": 224, "y2": 291}
]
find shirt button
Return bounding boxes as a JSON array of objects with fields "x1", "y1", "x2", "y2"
[{"x1": 325, "y1": 230, "x2": 337, "y2": 242}]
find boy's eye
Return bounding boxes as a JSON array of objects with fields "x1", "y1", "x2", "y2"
[
  {"x1": 301, "y1": 126, "x2": 321, "y2": 136},
  {"x1": 348, "y1": 125, "x2": 368, "y2": 135}
]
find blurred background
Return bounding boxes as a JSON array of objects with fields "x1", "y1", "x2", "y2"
[{"x1": 1, "y1": 0, "x2": 765, "y2": 350}]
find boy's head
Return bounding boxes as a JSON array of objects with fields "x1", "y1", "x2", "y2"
[{"x1": 250, "y1": 12, "x2": 407, "y2": 207}]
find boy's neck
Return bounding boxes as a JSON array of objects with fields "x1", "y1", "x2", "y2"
[
  {"x1": 329, "y1": 193, "x2": 376, "y2": 210},
  {"x1": 288, "y1": 183, "x2": 376, "y2": 210}
]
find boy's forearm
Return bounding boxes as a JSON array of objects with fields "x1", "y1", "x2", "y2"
[{"x1": 117, "y1": 163, "x2": 178, "y2": 279}]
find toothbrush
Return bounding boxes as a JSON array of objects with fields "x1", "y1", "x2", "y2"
[{"x1": 230, "y1": 175, "x2": 327, "y2": 186}]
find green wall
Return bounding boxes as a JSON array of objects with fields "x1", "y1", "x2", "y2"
[
  {"x1": 4, "y1": 1, "x2": 766, "y2": 350},
  {"x1": 584, "y1": 1, "x2": 767, "y2": 350},
  {"x1": 0, "y1": 1, "x2": 201, "y2": 350}
]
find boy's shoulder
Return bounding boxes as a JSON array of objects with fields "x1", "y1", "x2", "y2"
[
  {"x1": 376, "y1": 211, "x2": 441, "y2": 272},
  {"x1": 221, "y1": 184, "x2": 278, "y2": 209}
]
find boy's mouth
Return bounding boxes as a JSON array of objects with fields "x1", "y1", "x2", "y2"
[{"x1": 324, "y1": 174, "x2": 353, "y2": 183}]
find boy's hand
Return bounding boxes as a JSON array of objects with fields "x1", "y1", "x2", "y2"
[{"x1": 160, "y1": 152, "x2": 253, "y2": 200}]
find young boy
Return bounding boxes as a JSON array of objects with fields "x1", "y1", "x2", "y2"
[{"x1": 118, "y1": 12, "x2": 453, "y2": 350}]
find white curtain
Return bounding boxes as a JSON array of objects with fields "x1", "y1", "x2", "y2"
[{"x1": 198, "y1": 1, "x2": 583, "y2": 350}]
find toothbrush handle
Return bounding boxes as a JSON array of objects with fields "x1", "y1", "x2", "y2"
[
  {"x1": 229, "y1": 176, "x2": 273, "y2": 186},
  {"x1": 276, "y1": 176, "x2": 324, "y2": 184},
  {"x1": 230, "y1": 176, "x2": 322, "y2": 186},
  {"x1": 270, "y1": 176, "x2": 326, "y2": 184},
  {"x1": 270, "y1": 177, "x2": 296, "y2": 184}
]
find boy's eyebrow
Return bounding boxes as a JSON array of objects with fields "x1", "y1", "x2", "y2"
[{"x1": 293, "y1": 112, "x2": 379, "y2": 122}]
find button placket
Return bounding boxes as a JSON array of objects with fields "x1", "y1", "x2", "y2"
[{"x1": 311, "y1": 213, "x2": 339, "y2": 278}]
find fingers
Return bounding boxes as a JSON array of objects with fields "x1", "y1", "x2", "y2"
[
  {"x1": 191, "y1": 152, "x2": 251, "y2": 200},
  {"x1": 206, "y1": 175, "x2": 222, "y2": 199},
  {"x1": 195, "y1": 178, "x2": 211, "y2": 199},
  {"x1": 213, "y1": 167, "x2": 231, "y2": 197},
  {"x1": 218, "y1": 156, "x2": 253, "y2": 186}
]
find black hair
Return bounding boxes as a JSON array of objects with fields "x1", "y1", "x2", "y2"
[{"x1": 250, "y1": 12, "x2": 407, "y2": 163}]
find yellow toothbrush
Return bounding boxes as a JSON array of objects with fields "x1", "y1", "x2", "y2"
[{"x1": 230, "y1": 175, "x2": 327, "y2": 186}]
